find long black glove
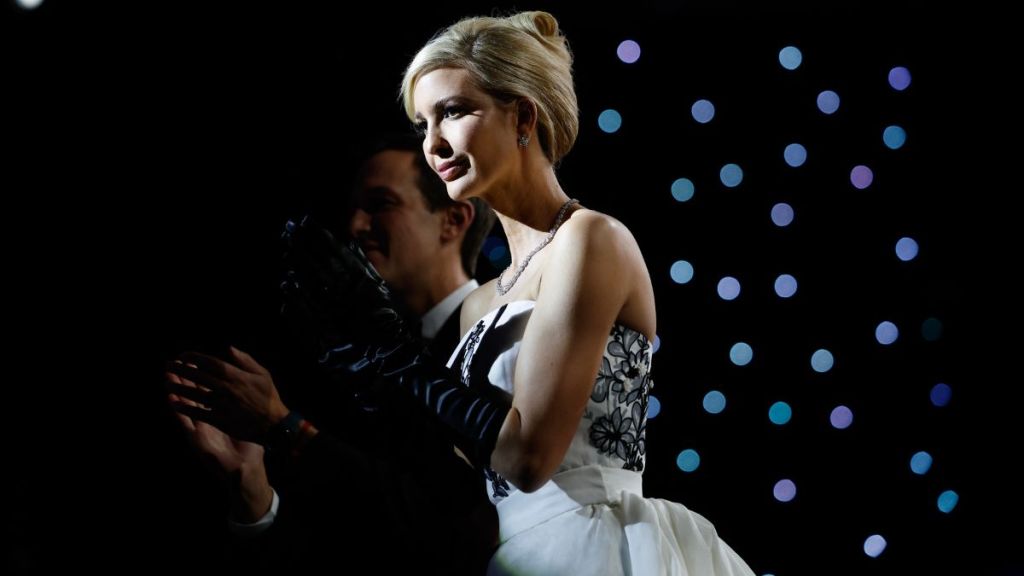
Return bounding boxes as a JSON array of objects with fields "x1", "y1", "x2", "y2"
[{"x1": 280, "y1": 215, "x2": 510, "y2": 469}]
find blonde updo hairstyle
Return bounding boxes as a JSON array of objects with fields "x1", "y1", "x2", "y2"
[{"x1": 401, "y1": 11, "x2": 578, "y2": 164}]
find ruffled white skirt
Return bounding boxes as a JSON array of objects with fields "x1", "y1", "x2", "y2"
[{"x1": 487, "y1": 465, "x2": 755, "y2": 576}]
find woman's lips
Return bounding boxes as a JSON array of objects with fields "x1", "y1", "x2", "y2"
[{"x1": 437, "y1": 159, "x2": 467, "y2": 182}]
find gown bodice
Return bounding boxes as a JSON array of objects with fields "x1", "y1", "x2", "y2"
[{"x1": 447, "y1": 300, "x2": 653, "y2": 503}]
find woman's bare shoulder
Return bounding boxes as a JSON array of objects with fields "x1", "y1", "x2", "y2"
[{"x1": 556, "y1": 207, "x2": 640, "y2": 255}]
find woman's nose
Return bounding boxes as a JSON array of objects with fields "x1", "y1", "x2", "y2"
[{"x1": 424, "y1": 126, "x2": 451, "y2": 158}]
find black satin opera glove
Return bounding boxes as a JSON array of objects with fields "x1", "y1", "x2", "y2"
[{"x1": 280, "y1": 215, "x2": 510, "y2": 469}]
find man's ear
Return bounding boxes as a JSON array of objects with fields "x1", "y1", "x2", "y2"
[{"x1": 441, "y1": 201, "x2": 474, "y2": 242}]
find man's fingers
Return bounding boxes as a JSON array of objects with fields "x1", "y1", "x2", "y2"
[
  {"x1": 170, "y1": 401, "x2": 233, "y2": 437},
  {"x1": 170, "y1": 399, "x2": 214, "y2": 426},
  {"x1": 166, "y1": 360, "x2": 229, "y2": 395},
  {"x1": 168, "y1": 394, "x2": 198, "y2": 433},
  {"x1": 167, "y1": 381, "x2": 215, "y2": 409},
  {"x1": 176, "y1": 351, "x2": 246, "y2": 384}
]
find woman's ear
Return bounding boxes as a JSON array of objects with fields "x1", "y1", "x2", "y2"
[{"x1": 516, "y1": 98, "x2": 538, "y2": 136}]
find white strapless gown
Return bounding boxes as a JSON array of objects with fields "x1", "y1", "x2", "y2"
[{"x1": 447, "y1": 301, "x2": 755, "y2": 576}]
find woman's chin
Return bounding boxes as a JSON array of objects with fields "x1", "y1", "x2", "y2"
[{"x1": 445, "y1": 179, "x2": 475, "y2": 201}]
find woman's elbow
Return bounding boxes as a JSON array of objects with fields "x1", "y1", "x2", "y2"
[
  {"x1": 491, "y1": 416, "x2": 562, "y2": 492},
  {"x1": 510, "y1": 466, "x2": 547, "y2": 493},
  {"x1": 493, "y1": 452, "x2": 555, "y2": 493}
]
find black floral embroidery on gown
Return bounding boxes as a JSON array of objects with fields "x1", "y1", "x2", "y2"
[
  {"x1": 588, "y1": 325, "x2": 652, "y2": 471},
  {"x1": 449, "y1": 301, "x2": 653, "y2": 501}
]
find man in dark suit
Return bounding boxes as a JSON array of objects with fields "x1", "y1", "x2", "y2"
[{"x1": 167, "y1": 134, "x2": 497, "y2": 574}]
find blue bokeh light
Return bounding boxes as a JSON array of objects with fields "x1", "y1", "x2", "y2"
[
  {"x1": 676, "y1": 449, "x2": 700, "y2": 472},
  {"x1": 811, "y1": 349, "x2": 834, "y2": 373},
  {"x1": 896, "y1": 237, "x2": 918, "y2": 261},
  {"x1": 883, "y1": 125, "x2": 907, "y2": 149},
  {"x1": 720, "y1": 163, "x2": 743, "y2": 187},
  {"x1": 817, "y1": 90, "x2": 840, "y2": 114},
  {"x1": 769, "y1": 401, "x2": 792, "y2": 425},
  {"x1": 771, "y1": 203, "x2": 794, "y2": 227},
  {"x1": 703, "y1": 390, "x2": 726, "y2": 414},
  {"x1": 598, "y1": 109, "x2": 623, "y2": 133},
  {"x1": 779, "y1": 46, "x2": 802, "y2": 70},
  {"x1": 672, "y1": 178, "x2": 695, "y2": 202},
  {"x1": 889, "y1": 66, "x2": 911, "y2": 90},
  {"x1": 876, "y1": 321, "x2": 899, "y2": 345},
  {"x1": 670, "y1": 260, "x2": 694, "y2": 284},
  {"x1": 784, "y1": 143, "x2": 807, "y2": 167},
  {"x1": 730, "y1": 342, "x2": 753, "y2": 366},
  {"x1": 717, "y1": 276, "x2": 741, "y2": 300},
  {"x1": 691, "y1": 99, "x2": 716, "y2": 124}
]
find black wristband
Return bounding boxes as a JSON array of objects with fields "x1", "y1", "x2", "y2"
[{"x1": 263, "y1": 411, "x2": 304, "y2": 453}]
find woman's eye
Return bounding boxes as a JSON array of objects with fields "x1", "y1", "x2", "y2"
[
  {"x1": 413, "y1": 122, "x2": 427, "y2": 135},
  {"x1": 443, "y1": 106, "x2": 463, "y2": 119}
]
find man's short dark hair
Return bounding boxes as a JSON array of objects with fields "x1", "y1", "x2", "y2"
[{"x1": 358, "y1": 133, "x2": 495, "y2": 277}]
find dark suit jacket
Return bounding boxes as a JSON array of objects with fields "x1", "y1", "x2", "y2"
[{"x1": 237, "y1": 303, "x2": 497, "y2": 575}]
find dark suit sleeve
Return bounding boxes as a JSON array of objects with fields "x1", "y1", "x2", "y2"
[
  {"x1": 228, "y1": 302, "x2": 494, "y2": 574},
  {"x1": 428, "y1": 303, "x2": 465, "y2": 361},
  {"x1": 226, "y1": 429, "x2": 402, "y2": 573}
]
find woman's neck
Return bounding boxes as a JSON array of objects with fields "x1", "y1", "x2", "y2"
[{"x1": 488, "y1": 167, "x2": 571, "y2": 264}]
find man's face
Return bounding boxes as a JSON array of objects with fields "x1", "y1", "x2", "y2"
[{"x1": 348, "y1": 149, "x2": 446, "y2": 295}]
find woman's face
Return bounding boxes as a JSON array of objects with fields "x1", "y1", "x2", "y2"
[{"x1": 413, "y1": 67, "x2": 519, "y2": 202}]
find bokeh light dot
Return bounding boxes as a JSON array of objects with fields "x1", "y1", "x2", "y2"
[
  {"x1": 889, "y1": 66, "x2": 911, "y2": 90},
  {"x1": 598, "y1": 109, "x2": 622, "y2": 133},
  {"x1": 930, "y1": 383, "x2": 952, "y2": 407},
  {"x1": 676, "y1": 449, "x2": 700, "y2": 472},
  {"x1": 671, "y1": 178, "x2": 695, "y2": 202},
  {"x1": 922, "y1": 317, "x2": 943, "y2": 341},
  {"x1": 720, "y1": 163, "x2": 743, "y2": 187},
  {"x1": 488, "y1": 244, "x2": 508, "y2": 262},
  {"x1": 910, "y1": 451, "x2": 933, "y2": 475},
  {"x1": 864, "y1": 534, "x2": 887, "y2": 558},
  {"x1": 703, "y1": 390, "x2": 726, "y2": 414},
  {"x1": 771, "y1": 203, "x2": 794, "y2": 227},
  {"x1": 817, "y1": 90, "x2": 840, "y2": 114},
  {"x1": 617, "y1": 40, "x2": 641, "y2": 64},
  {"x1": 691, "y1": 99, "x2": 716, "y2": 123},
  {"x1": 896, "y1": 237, "x2": 918, "y2": 261},
  {"x1": 773, "y1": 479, "x2": 797, "y2": 502},
  {"x1": 830, "y1": 405, "x2": 853, "y2": 429},
  {"x1": 647, "y1": 395, "x2": 661, "y2": 419},
  {"x1": 811, "y1": 349, "x2": 834, "y2": 373},
  {"x1": 883, "y1": 125, "x2": 907, "y2": 149},
  {"x1": 784, "y1": 143, "x2": 807, "y2": 167},
  {"x1": 730, "y1": 342, "x2": 753, "y2": 366},
  {"x1": 779, "y1": 46, "x2": 802, "y2": 70},
  {"x1": 774, "y1": 274, "x2": 797, "y2": 298},
  {"x1": 851, "y1": 165, "x2": 874, "y2": 189},
  {"x1": 484, "y1": 236, "x2": 510, "y2": 268},
  {"x1": 876, "y1": 321, "x2": 899, "y2": 345},
  {"x1": 717, "y1": 276, "x2": 741, "y2": 300},
  {"x1": 769, "y1": 401, "x2": 792, "y2": 425},
  {"x1": 670, "y1": 260, "x2": 694, "y2": 284},
  {"x1": 938, "y1": 490, "x2": 959, "y2": 513}
]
